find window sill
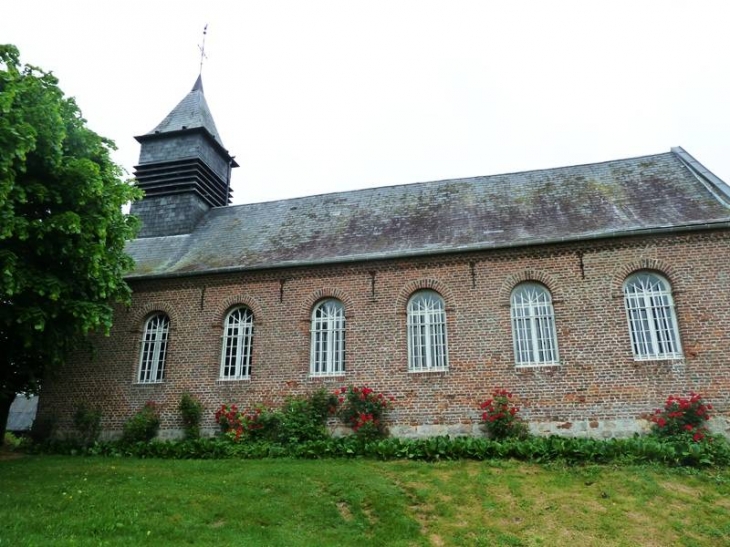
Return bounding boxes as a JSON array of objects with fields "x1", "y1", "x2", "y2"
[
  {"x1": 308, "y1": 373, "x2": 346, "y2": 380},
  {"x1": 408, "y1": 368, "x2": 449, "y2": 374},
  {"x1": 632, "y1": 355, "x2": 684, "y2": 362},
  {"x1": 515, "y1": 362, "x2": 561, "y2": 369},
  {"x1": 216, "y1": 377, "x2": 251, "y2": 383},
  {"x1": 133, "y1": 381, "x2": 165, "y2": 386}
]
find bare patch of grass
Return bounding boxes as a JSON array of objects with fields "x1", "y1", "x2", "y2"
[{"x1": 337, "y1": 501, "x2": 353, "y2": 522}]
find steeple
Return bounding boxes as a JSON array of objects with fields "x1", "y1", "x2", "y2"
[
  {"x1": 147, "y1": 75, "x2": 223, "y2": 142},
  {"x1": 131, "y1": 77, "x2": 238, "y2": 238}
]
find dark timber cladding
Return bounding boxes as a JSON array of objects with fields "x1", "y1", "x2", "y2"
[{"x1": 131, "y1": 76, "x2": 238, "y2": 238}]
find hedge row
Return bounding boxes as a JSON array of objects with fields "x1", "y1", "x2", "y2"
[{"x1": 32, "y1": 433, "x2": 730, "y2": 467}]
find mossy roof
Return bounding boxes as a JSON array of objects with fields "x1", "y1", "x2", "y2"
[{"x1": 126, "y1": 147, "x2": 730, "y2": 279}]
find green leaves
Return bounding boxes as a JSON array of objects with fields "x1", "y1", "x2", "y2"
[
  {"x1": 31, "y1": 434, "x2": 730, "y2": 468},
  {"x1": 0, "y1": 44, "x2": 140, "y2": 406}
]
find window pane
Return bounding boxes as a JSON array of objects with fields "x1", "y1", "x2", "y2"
[
  {"x1": 624, "y1": 273, "x2": 682, "y2": 360},
  {"x1": 220, "y1": 308, "x2": 253, "y2": 379},
  {"x1": 139, "y1": 313, "x2": 170, "y2": 383},
  {"x1": 310, "y1": 299, "x2": 345, "y2": 375},
  {"x1": 407, "y1": 291, "x2": 448, "y2": 371},
  {"x1": 510, "y1": 283, "x2": 559, "y2": 366}
]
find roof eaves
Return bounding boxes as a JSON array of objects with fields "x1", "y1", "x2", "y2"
[
  {"x1": 125, "y1": 219, "x2": 730, "y2": 282},
  {"x1": 134, "y1": 127, "x2": 238, "y2": 166}
]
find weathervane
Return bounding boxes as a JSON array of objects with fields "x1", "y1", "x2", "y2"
[{"x1": 198, "y1": 24, "x2": 208, "y2": 75}]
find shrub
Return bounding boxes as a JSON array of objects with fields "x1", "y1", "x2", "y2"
[
  {"x1": 214, "y1": 404, "x2": 263, "y2": 442},
  {"x1": 479, "y1": 388, "x2": 529, "y2": 440},
  {"x1": 650, "y1": 392, "x2": 713, "y2": 442},
  {"x1": 214, "y1": 389, "x2": 339, "y2": 444},
  {"x1": 337, "y1": 386, "x2": 393, "y2": 441},
  {"x1": 271, "y1": 398, "x2": 323, "y2": 444},
  {"x1": 178, "y1": 392, "x2": 203, "y2": 440},
  {"x1": 214, "y1": 403, "x2": 241, "y2": 434},
  {"x1": 214, "y1": 403, "x2": 243, "y2": 440},
  {"x1": 3, "y1": 431, "x2": 23, "y2": 450},
  {"x1": 73, "y1": 403, "x2": 102, "y2": 447},
  {"x1": 122, "y1": 402, "x2": 161, "y2": 443},
  {"x1": 29, "y1": 415, "x2": 58, "y2": 443},
  {"x1": 275, "y1": 389, "x2": 339, "y2": 444},
  {"x1": 307, "y1": 388, "x2": 340, "y2": 423}
]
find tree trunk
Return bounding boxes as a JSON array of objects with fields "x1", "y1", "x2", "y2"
[{"x1": 0, "y1": 394, "x2": 13, "y2": 442}]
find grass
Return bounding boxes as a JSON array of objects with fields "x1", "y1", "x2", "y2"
[{"x1": 0, "y1": 455, "x2": 728, "y2": 546}]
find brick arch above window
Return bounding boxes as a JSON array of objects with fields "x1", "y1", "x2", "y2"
[
  {"x1": 129, "y1": 301, "x2": 179, "y2": 332},
  {"x1": 301, "y1": 288, "x2": 354, "y2": 321},
  {"x1": 395, "y1": 278, "x2": 454, "y2": 314},
  {"x1": 498, "y1": 269, "x2": 563, "y2": 306},
  {"x1": 609, "y1": 258, "x2": 680, "y2": 298},
  {"x1": 217, "y1": 294, "x2": 264, "y2": 324}
]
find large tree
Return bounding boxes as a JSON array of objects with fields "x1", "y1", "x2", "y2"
[{"x1": 0, "y1": 45, "x2": 140, "y2": 438}]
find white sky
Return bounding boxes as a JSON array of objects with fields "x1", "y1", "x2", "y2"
[{"x1": 3, "y1": 1, "x2": 729, "y2": 205}]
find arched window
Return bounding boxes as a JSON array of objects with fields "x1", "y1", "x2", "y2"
[
  {"x1": 511, "y1": 283, "x2": 559, "y2": 366},
  {"x1": 220, "y1": 307, "x2": 254, "y2": 380},
  {"x1": 310, "y1": 299, "x2": 345, "y2": 376},
  {"x1": 407, "y1": 290, "x2": 448, "y2": 371},
  {"x1": 138, "y1": 313, "x2": 170, "y2": 383},
  {"x1": 624, "y1": 272, "x2": 682, "y2": 360}
]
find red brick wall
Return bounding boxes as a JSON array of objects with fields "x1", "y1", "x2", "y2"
[{"x1": 38, "y1": 230, "x2": 730, "y2": 438}]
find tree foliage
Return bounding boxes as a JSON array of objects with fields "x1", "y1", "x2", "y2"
[{"x1": 0, "y1": 44, "x2": 140, "y2": 433}]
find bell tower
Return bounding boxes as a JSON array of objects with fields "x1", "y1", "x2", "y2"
[{"x1": 131, "y1": 76, "x2": 238, "y2": 237}]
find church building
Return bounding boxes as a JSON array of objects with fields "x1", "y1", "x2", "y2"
[{"x1": 39, "y1": 77, "x2": 730, "y2": 439}]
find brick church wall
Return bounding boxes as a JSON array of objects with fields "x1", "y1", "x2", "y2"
[{"x1": 38, "y1": 230, "x2": 730, "y2": 439}]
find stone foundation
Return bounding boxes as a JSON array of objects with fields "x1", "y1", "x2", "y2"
[{"x1": 96, "y1": 417, "x2": 730, "y2": 442}]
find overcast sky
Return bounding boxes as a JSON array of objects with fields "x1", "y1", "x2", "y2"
[{"x1": 3, "y1": 1, "x2": 729, "y2": 205}]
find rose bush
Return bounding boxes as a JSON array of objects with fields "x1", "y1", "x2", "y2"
[
  {"x1": 650, "y1": 392, "x2": 713, "y2": 442},
  {"x1": 336, "y1": 386, "x2": 394, "y2": 440},
  {"x1": 479, "y1": 388, "x2": 528, "y2": 440},
  {"x1": 214, "y1": 404, "x2": 263, "y2": 442}
]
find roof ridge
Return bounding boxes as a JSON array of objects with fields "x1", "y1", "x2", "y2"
[{"x1": 214, "y1": 150, "x2": 677, "y2": 210}]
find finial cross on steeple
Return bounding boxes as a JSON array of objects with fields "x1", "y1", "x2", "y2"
[{"x1": 198, "y1": 24, "x2": 208, "y2": 76}]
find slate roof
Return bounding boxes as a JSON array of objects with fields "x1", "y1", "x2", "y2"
[
  {"x1": 145, "y1": 76, "x2": 224, "y2": 145},
  {"x1": 126, "y1": 147, "x2": 730, "y2": 279}
]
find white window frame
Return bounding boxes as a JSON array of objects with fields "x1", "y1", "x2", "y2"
[
  {"x1": 624, "y1": 272, "x2": 683, "y2": 360},
  {"x1": 510, "y1": 283, "x2": 559, "y2": 366},
  {"x1": 138, "y1": 313, "x2": 170, "y2": 383},
  {"x1": 220, "y1": 307, "x2": 254, "y2": 380},
  {"x1": 310, "y1": 299, "x2": 345, "y2": 376},
  {"x1": 407, "y1": 290, "x2": 449, "y2": 372}
]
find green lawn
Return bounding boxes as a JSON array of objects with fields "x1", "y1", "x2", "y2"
[{"x1": 1, "y1": 455, "x2": 728, "y2": 546}]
